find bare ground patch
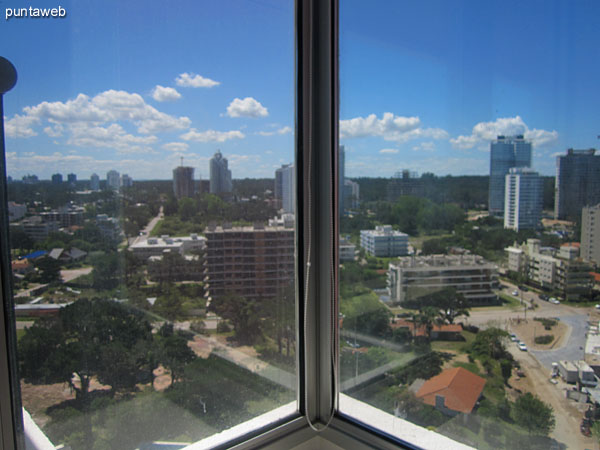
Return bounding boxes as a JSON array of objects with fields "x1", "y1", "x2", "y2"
[{"x1": 509, "y1": 318, "x2": 569, "y2": 350}]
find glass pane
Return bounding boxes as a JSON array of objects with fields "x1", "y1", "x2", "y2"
[
  {"x1": 339, "y1": 1, "x2": 599, "y2": 449},
  {"x1": 2, "y1": 1, "x2": 296, "y2": 448}
]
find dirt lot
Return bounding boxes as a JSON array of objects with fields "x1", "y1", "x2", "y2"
[
  {"x1": 510, "y1": 318, "x2": 569, "y2": 350},
  {"x1": 508, "y1": 347, "x2": 596, "y2": 449}
]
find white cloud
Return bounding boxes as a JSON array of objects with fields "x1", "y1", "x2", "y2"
[
  {"x1": 175, "y1": 72, "x2": 220, "y2": 88},
  {"x1": 4, "y1": 114, "x2": 39, "y2": 138},
  {"x1": 163, "y1": 142, "x2": 189, "y2": 152},
  {"x1": 257, "y1": 126, "x2": 292, "y2": 136},
  {"x1": 340, "y1": 112, "x2": 448, "y2": 143},
  {"x1": 44, "y1": 124, "x2": 64, "y2": 137},
  {"x1": 151, "y1": 85, "x2": 181, "y2": 102},
  {"x1": 450, "y1": 116, "x2": 558, "y2": 149},
  {"x1": 379, "y1": 148, "x2": 399, "y2": 154},
  {"x1": 22, "y1": 89, "x2": 191, "y2": 134},
  {"x1": 226, "y1": 97, "x2": 268, "y2": 118},
  {"x1": 412, "y1": 141, "x2": 436, "y2": 152},
  {"x1": 180, "y1": 128, "x2": 245, "y2": 143},
  {"x1": 67, "y1": 123, "x2": 158, "y2": 154}
]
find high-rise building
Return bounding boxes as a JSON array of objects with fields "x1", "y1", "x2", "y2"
[
  {"x1": 22, "y1": 174, "x2": 39, "y2": 184},
  {"x1": 344, "y1": 179, "x2": 360, "y2": 209},
  {"x1": 120, "y1": 174, "x2": 133, "y2": 188},
  {"x1": 67, "y1": 173, "x2": 77, "y2": 185},
  {"x1": 581, "y1": 204, "x2": 600, "y2": 265},
  {"x1": 554, "y1": 149, "x2": 600, "y2": 220},
  {"x1": 488, "y1": 135, "x2": 532, "y2": 217},
  {"x1": 173, "y1": 166, "x2": 195, "y2": 199},
  {"x1": 51, "y1": 173, "x2": 63, "y2": 184},
  {"x1": 275, "y1": 164, "x2": 294, "y2": 213},
  {"x1": 209, "y1": 150, "x2": 232, "y2": 194},
  {"x1": 503, "y1": 168, "x2": 543, "y2": 231},
  {"x1": 203, "y1": 223, "x2": 295, "y2": 302},
  {"x1": 90, "y1": 173, "x2": 100, "y2": 191},
  {"x1": 339, "y1": 145, "x2": 345, "y2": 214},
  {"x1": 106, "y1": 170, "x2": 120, "y2": 190}
]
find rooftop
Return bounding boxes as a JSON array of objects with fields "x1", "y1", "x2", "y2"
[{"x1": 416, "y1": 367, "x2": 486, "y2": 414}]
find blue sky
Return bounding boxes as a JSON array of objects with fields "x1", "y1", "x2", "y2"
[{"x1": 2, "y1": 0, "x2": 599, "y2": 180}]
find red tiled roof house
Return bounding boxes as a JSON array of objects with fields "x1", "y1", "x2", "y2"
[{"x1": 415, "y1": 367, "x2": 486, "y2": 416}]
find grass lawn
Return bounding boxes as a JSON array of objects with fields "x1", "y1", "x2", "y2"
[
  {"x1": 408, "y1": 233, "x2": 453, "y2": 251},
  {"x1": 431, "y1": 331, "x2": 476, "y2": 352}
]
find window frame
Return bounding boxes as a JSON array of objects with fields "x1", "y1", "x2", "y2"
[{"x1": 0, "y1": 0, "x2": 427, "y2": 448}]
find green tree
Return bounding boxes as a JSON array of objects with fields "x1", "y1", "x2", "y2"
[
  {"x1": 471, "y1": 327, "x2": 510, "y2": 359},
  {"x1": 34, "y1": 256, "x2": 62, "y2": 284},
  {"x1": 513, "y1": 393, "x2": 555, "y2": 435},
  {"x1": 18, "y1": 298, "x2": 154, "y2": 405},
  {"x1": 156, "y1": 324, "x2": 196, "y2": 385},
  {"x1": 209, "y1": 293, "x2": 263, "y2": 345},
  {"x1": 90, "y1": 252, "x2": 123, "y2": 290}
]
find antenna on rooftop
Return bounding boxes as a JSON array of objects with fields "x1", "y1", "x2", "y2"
[{"x1": 180, "y1": 156, "x2": 184, "y2": 167}]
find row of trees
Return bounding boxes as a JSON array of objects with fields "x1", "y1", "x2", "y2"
[{"x1": 18, "y1": 299, "x2": 196, "y2": 407}]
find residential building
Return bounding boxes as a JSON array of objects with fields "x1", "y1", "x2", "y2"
[
  {"x1": 503, "y1": 167, "x2": 543, "y2": 231},
  {"x1": 106, "y1": 170, "x2": 121, "y2": 190},
  {"x1": 67, "y1": 173, "x2": 77, "y2": 185},
  {"x1": 344, "y1": 179, "x2": 360, "y2": 210},
  {"x1": 415, "y1": 367, "x2": 486, "y2": 416},
  {"x1": 387, "y1": 170, "x2": 424, "y2": 201},
  {"x1": 96, "y1": 214, "x2": 122, "y2": 241},
  {"x1": 121, "y1": 174, "x2": 133, "y2": 188},
  {"x1": 22, "y1": 174, "x2": 38, "y2": 184},
  {"x1": 209, "y1": 150, "x2": 232, "y2": 194},
  {"x1": 488, "y1": 135, "x2": 532, "y2": 217},
  {"x1": 11, "y1": 259, "x2": 33, "y2": 276},
  {"x1": 130, "y1": 234, "x2": 206, "y2": 260},
  {"x1": 7, "y1": 202, "x2": 26, "y2": 222},
  {"x1": 388, "y1": 254, "x2": 499, "y2": 306},
  {"x1": 51, "y1": 173, "x2": 63, "y2": 184},
  {"x1": 360, "y1": 225, "x2": 408, "y2": 257},
  {"x1": 275, "y1": 164, "x2": 295, "y2": 213},
  {"x1": 505, "y1": 238, "x2": 593, "y2": 300},
  {"x1": 39, "y1": 206, "x2": 85, "y2": 228},
  {"x1": 581, "y1": 204, "x2": 600, "y2": 264},
  {"x1": 555, "y1": 148, "x2": 600, "y2": 220},
  {"x1": 48, "y1": 247, "x2": 87, "y2": 262},
  {"x1": 16, "y1": 217, "x2": 59, "y2": 241},
  {"x1": 339, "y1": 237, "x2": 356, "y2": 262},
  {"x1": 90, "y1": 173, "x2": 100, "y2": 191},
  {"x1": 203, "y1": 223, "x2": 294, "y2": 302},
  {"x1": 173, "y1": 166, "x2": 195, "y2": 199},
  {"x1": 391, "y1": 320, "x2": 463, "y2": 341},
  {"x1": 147, "y1": 252, "x2": 203, "y2": 282}
]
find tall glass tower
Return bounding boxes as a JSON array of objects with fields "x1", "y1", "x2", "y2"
[{"x1": 488, "y1": 135, "x2": 532, "y2": 217}]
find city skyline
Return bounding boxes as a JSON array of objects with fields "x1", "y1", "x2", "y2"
[{"x1": 2, "y1": 0, "x2": 599, "y2": 180}]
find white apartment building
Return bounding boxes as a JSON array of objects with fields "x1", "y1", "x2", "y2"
[
  {"x1": 360, "y1": 225, "x2": 408, "y2": 257},
  {"x1": 387, "y1": 254, "x2": 499, "y2": 306},
  {"x1": 130, "y1": 234, "x2": 206, "y2": 259},
  {"x1": 581, "y1": 204, "x2": 600, "y2": 265},
  {"x1": 505, "y1": 238, "x2": 592, "y2": 300},
  {"x1": 339, "y1": 237, "x2": 356, "y2": 262},
  {"x1": 504, "y1": 167, "x2": 543, "y2": 231}
]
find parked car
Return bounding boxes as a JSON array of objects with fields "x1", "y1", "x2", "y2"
[
  {"x1": 550, "y1": 298, "x2": 560, "y2": 305},
  {"x1": 539, "y1": 294, "x2": 549, "y2": 301},
  {"x1": 512, "y1": 290, "x2": 519, "y2": 296},
  {"x1": 518, "y1": 343, "x2": 528, "y2": 351},
  {"x1": 510, "y1": 334, "x2": 518, "y2": 342},
  {"x1": 520, "y1": 286, "x2": 529, "y2": 292}
]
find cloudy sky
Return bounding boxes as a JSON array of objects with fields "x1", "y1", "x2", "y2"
[{"x1": 2, "y1": 0, "x2": 599, "y2": 180}]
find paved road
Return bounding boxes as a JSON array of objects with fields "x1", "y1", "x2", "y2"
[
  {"x1": 130, "y1": 206, "x2": 164, "y2": 247},
  {"x1": 60, "y1": 267, "x2": 92, "y2": 282},
  {"x1": 531, "y1": 314, "x2": 588, "y2": 369}
]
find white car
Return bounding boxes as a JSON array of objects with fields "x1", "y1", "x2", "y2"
[
  {"x1": 510, "y1": 334, "x2": 518, "y2": 342},
  {"x1": 549, "y1": 298, "x2": 560, "y2": 305},
  {"x1": 512, "y1": 290, "x2": 519, "y2": 296},
  {"x1": 518, "y1": 343, "x2": 528, "y2": 351}
]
